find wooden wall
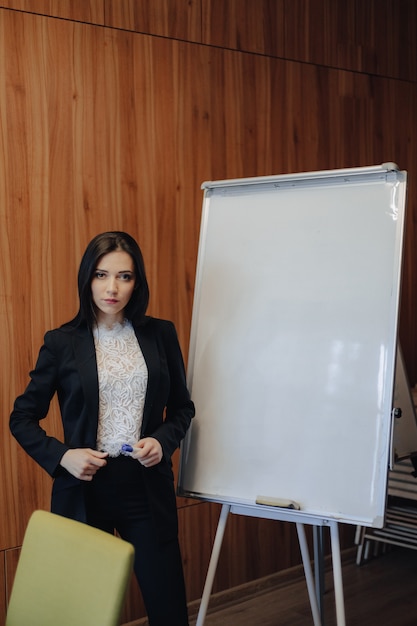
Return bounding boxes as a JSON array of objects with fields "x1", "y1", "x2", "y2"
[{"x1": 1, "y1": 1, "x2": 416, "y2": 623}]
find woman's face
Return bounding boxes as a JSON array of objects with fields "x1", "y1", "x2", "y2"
[{"x1": 91, "y1": 250, "x2": 136, "y2": 326}]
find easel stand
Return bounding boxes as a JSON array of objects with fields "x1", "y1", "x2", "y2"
[
  {"x1": 356, "y1": 457, "x2": 417, "y2": 564},
  {"x1": 196, "y1": 503, "x2": 346, "y2": 626}
]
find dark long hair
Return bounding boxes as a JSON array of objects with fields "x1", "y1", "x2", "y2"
[{"x1": 69, "y1": 231, "x2": 149, "y2": 328}]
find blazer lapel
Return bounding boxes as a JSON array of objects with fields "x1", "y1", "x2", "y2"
[
  {"x1": 134, "y1": 323, "x2": 160, "y2": 433},
  {"x1": 72, "y1": 327, "x2": 99, "y2": 427}
]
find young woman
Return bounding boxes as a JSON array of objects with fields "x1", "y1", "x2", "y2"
[{"x1": 10, "y1": 231, "x2": 195, "y2": 625}]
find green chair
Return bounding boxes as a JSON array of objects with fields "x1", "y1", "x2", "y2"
[{"x1": 6, "y1": 510, "x2": 135, "y2": 626}]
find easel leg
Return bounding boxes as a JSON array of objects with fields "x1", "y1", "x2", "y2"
[
  {"x1": 313, "y1": 526, "x2": 326, "y2": 624},
  {"x1": 296, "y1": 523, "x2": 322, "y2": 626},
  {"x1": 329, "y1": 521, "x2": 346, "y2": 626},
  {"x1": 355, "y1": 525, "x2": 366, "y2": 565},
  {"x1": 196, "y1": 504, "x2": 231, "y2": 626}
]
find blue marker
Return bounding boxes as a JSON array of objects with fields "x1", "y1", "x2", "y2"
[{"x1": 122, "y1": 444, "x2": 133, "y2": 453}]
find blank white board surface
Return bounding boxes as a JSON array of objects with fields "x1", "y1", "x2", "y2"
[{"x1": 178, "y1": 165, "x2": 407, "y2": 528}]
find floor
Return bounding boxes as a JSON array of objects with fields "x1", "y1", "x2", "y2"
[{"x1": 187, "y1": 546, "x2": 417, "y2": 625}]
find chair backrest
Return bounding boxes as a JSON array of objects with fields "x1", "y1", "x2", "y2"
[{"x1": 6, "y1": 510, "x2": 135, "y2": 626}]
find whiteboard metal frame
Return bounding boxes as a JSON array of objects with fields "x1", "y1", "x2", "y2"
[{"x1": 201, "y1": 162, "x2": 400, "y2": 189}]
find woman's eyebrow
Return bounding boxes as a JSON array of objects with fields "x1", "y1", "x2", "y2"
[{"x1": 95, "y1": 268, "x2": 133, "y2": 273}]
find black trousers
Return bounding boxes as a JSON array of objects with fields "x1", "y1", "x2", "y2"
[{"x1": 85, "y1": 455, "x2": 189, "y2": 626}]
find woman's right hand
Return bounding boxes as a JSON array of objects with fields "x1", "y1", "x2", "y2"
[{"x1": 60, "y1": 448, "x2": 108, "y2": 481}]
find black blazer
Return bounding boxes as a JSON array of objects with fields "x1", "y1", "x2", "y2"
[{"x1": 10, "y1": 316, "x2": 195, "y2": 541}]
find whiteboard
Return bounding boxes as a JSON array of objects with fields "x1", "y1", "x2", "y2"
[{"x1": 178, "y1": 164, "x2": 407, "y2": 529}]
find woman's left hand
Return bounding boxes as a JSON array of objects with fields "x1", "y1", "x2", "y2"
[{"x1": 131, "y1": 437, "x2": 163, "y2": 467}]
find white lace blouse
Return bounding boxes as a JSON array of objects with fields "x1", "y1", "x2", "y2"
[{"x1": 93, "y1": 320, "x2": 148, "y2": 457}]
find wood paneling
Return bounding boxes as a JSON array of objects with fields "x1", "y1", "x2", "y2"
[
  {"x1": 0, "y1": 3, "x2": 416, "y2": 624},
  {"x1": 0, "y1": 553, "x2": 4, "y2": 626},
  {"x1": 3, "y1": 1, "x2": 416, "y2": 82},
  {"x1": 3, "y1": 548, "x2": 19, "y2": 619},
  {"x1": 202, "y1": 0, "x2": 286, "y2": 57},
  {"x1": 202, "y1": 0, "x2": 417, "y2": 81},
  {"x1": 0, "y1": 0, "x2": 104, "y2": 22},
  {"x1": 104, "y1": 0, "x2": 202, "y2": 42}
]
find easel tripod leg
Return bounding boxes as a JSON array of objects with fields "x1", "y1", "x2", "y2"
[
  {"x1": 196, "y1": 504, "x2": 231, "y2": 626},
  {"x1": 296, "y1": 523, "x2": 322, "y2": 626},
  {"x1": 313, "y1": 526, "x2": 326, "y2": 623},
  {"x1": 329, "y1": 521, "x2": 346, "y2": 626}
]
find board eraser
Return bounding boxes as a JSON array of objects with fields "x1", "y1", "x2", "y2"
[{"x1": 256, "y1": 496, "x2": 300, "y2": 510}]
